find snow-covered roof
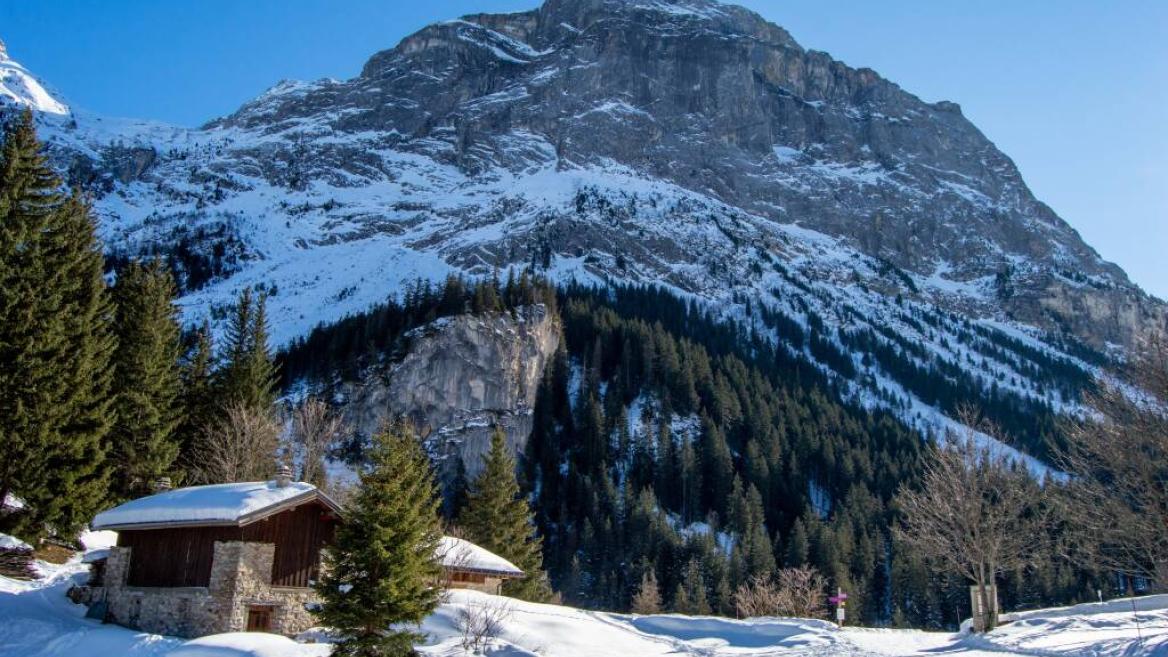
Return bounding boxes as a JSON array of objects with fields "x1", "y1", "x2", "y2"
[
  {"x1": 82, "y1": 548, "x2": 110, "y2": 564},
  {"x1": 2, "y1": 493, "x2": 24, "y2": 511},
  {"x1": 0, "y1": 532, "x2": 31, "y2": 551},
  {"x1": 437, "y1": 536, "x2": 523, "y2": 578},
  {"x1": 79, "y1": 529, "x2": 118, "y2": 551},
  {"x1": 91, "y1": 481, "x2": 341, "y2": 530}
]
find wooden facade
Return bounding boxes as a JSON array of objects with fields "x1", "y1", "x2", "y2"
[
  {"x1": 120, "y1": 526, "x2": 239, "y2": 587},
  {"x1": 118, "y1": 500, "x2": 338, "y2": 589},
  {"x1": 241, "y1": 502, "x2": 337, "y2": 587}
]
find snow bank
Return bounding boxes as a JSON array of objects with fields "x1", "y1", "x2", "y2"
[
  {"x1": 0, "y1": 533, "x2": 31, "y2": 551},
  {"x1": 419, "y1": 589, "x2": 679, "y2": 657},
  {"x1": 91, "y1": 481, "x2": 318, "y2": 529},
  {"x1": 5, "y1": 560, "x2": 1168, "y2": 657},
  {"x1": 983, "y1": 595, "x2": 1168, "y2": 657},
  {"x1": 168, "y1": 633, "x2": 330, "y2": 657},
  {"x1": 630, "y1": 615, "x2": 837, "y2": 650},
  {"x1": 1002, "y1": 593, "x2": 1168, "y2": 621},
  {"x1": 0, "y1": 562, "x2": 328, "y2": 657},
  {"x1": 0, "y1": 562, "x2": 183, "y2": 656},
  {"x1": 436, "y1": 536, "x2": 523, "y2": 577}
]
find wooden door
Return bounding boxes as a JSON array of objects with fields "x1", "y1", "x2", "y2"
[{"x1": 246, "y1": 605, "x2": 273, "y2": 632}]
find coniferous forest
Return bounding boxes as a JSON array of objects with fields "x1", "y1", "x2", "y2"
[
  {"x1": 4, "y1": 2, "x2": 1168, "y2": 653},
  {"x1": 280, "y1": 277, "x2": 1113, "y2": 629},
  {"x1": 1, "y1": 110, "x2": 282, "y2": 537},
  {"x1": 0, "y1": 109, "x2": 1131, "y2": 636}
]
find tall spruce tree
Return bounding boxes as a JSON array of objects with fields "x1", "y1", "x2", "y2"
[
  {"x1": 109, "y1": 259, "x2": 183, "y2": 499},
  {"x1": 176, "y1": 321, "x2": 216, "y2": 475},
  {"x1": 459, "y1": 426, "x2": 554, "y2": 602},
  {"x1": 0, "y1": 110, "x2": 115, "y2": 540},
  {"x1": 218, "y1": 287, "x2": 277, "y2": 412},
  {"x1": 314, "y1": 420, "x2": 442, "y2": 657},
  {"x1": 248, "y1": 291, "x2": 277, "y2": 407}
]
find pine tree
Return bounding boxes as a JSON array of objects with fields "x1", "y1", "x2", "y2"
[
  {"x1": 218, "y1": 286, "x2": 253, "y2": 406},
  {"x1": 735, "y1": 484, "x2": 776, "y2": 580},
  {"x1": 218, "y1": 287, "x2": 277, "y2": 412},
  {"x1": 675, "y1": 559, "x2": 711, "y2": 615},
  {"x1": 177, "y1": 321, "x2": 216, "y2": 475},
  {"x1": 459, "y1": 426, "x2": 554, "y2": 602},
  {"x1": 247, "y1": 290, "x2": 277, "y2": 408},
  {"x1": 630, "y1": 568, "x2": 663, "y2": 614},
  {"x1": 109, "y1": 259, "x2": 183, "y2": 499},
  {"x1": 0, "y1": 111, "x2": 115, "y2": 540},
  {"x1": 786, "y1": 517, "x2": 811, "y2": 567},
  {"x1": 314, "y1": 420, "x2": 442, "y2": 657},
  {"x1": 444, "y1": 457, "x2": 470, "y2": 519}
]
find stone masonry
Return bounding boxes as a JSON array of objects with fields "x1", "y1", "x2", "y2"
[{"x1": 99, "y1": 541, "x2": 319, "y2": 638}]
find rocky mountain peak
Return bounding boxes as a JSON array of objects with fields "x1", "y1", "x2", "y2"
[
  {"x1": 5, "y1": 0, "x2": 1164, "y2": 425},
  {"x1": 0, "y1": 40, "x2": 70, "y2": 116}
]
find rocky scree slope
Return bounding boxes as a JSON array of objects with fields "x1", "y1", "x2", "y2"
[{"x1": 1, "y1": 1, "x2": 1162, "y2": 454}]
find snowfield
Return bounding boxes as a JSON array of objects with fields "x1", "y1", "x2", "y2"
[{"x1": 2, "y1": 560, "x2": 1166, "y2": 657}]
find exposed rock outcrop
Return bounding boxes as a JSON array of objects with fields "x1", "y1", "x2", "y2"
[
  {"x1": 10, "y1": 0, "x2": 1158, "y2": 350},
  {"x1": 344, "y1": 305, "x2": 559, "y2": 482},
  {"x1": 2, "y1": 0, "x2": 1163, "y2": 432}
]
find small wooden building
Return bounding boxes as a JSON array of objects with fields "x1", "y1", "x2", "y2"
[
  {"x1": 86, "y1": 477, "x2": 342, "y2": 638},
  {"x1": 84, "y1": 477, "x2": 524, "y2": 639},
  {"x1": 437, "y1": 535, "x2": 524, "y2": 594}
]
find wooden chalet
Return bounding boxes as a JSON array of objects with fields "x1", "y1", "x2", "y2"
[
  {"x1": 437, "y1": 535, "x2": 524, "y2": 594},
  {"x1": 82, "y1": 472, "x2": 525, "y2": 638},
  {"x1": 84, "y1": 472, "x2": 342, "y2": 638}
]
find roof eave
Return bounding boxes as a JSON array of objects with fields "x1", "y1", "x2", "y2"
[
  {"x1": 93, "y1": 487, "x2": 345, "y2": 532},
  {"x1": 91, "y1": 518, "x2": 240, "y2": 531},
  {"x1": 237, "y1": 488, "x2": 344, "y2": 526},
  {"x1": 443, "y1": 565, "x2": 525, "y2": 579}
]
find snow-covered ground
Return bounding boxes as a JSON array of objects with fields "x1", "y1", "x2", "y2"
[{"x1": 3, "y1": 559, "x2": 1166, "y2": 657}]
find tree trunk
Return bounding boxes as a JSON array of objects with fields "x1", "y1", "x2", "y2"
[{"x1": 987, "y1": 558, "x2": 998, "y2": 630}]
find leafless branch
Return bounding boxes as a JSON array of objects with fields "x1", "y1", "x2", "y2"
[{"x1": 190, "y1": 403, "x2": 280, "y2": 484}]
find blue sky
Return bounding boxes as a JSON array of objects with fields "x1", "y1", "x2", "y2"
[{"x1": 2, "y1": 1, "x2": 1165, "y2": 299}]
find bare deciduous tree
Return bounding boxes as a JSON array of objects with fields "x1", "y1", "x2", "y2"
[
  {"x1": 287, "y1": 397, "x2": 348, "y2": 488},
  {"x1": 458, "y1": 598, "x2": 513, "y2": 654},
  {"x1": 630, "y1": 569, "x2": 663, "y2": 615},
  {"x1": 191, "y1": 403, "x2": 280, "y2": 484},
  {"x1": 437, "y1": 524, "x2": 474, "y2": 599},
  {"x1": 733, "y1": 567, "x2": 827, "y2": 619},
  {"x1": 894, "y1": 409, "x2": 1047, "y2": 631},
  {"x1": 1058, "y1": 335, "x2": 1168, "y2": 587}
]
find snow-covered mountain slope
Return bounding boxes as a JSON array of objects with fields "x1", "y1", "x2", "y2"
[
  {"x1": 0, "y1": 0, "x2": 1162, "y2": 452},
  {"x1": 3, "y1": 560, "x2": 1166, "y2": 657},
  {"x1": 0, "y1": 39, "x2": 68, "y2": 116}
]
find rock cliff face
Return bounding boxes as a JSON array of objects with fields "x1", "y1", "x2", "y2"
[
  {"x1": 2, "y1": 0, "x2": 1164, "y2": 436},
  {"x1": 343, "y1": 305, "x2": 559, "y2": 482}
]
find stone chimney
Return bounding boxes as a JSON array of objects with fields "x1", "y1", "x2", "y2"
[
  {"x1": 152, "y1": 477, "x2": 173, "y2": 493},
  {"x1": 275, "y1": 464, "x2": 293, "y2": 488}
]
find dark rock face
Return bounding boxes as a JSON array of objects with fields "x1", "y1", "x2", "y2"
[
  {"x1": 199, "y1": 0, "x2": 1159, "y2": 347},
  {"x1": 4, "y1": 0, "x2": 1163, "y2": 356},
  {"x1": 342, "y1": 305, "x2": 560, "y2": 483}
]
